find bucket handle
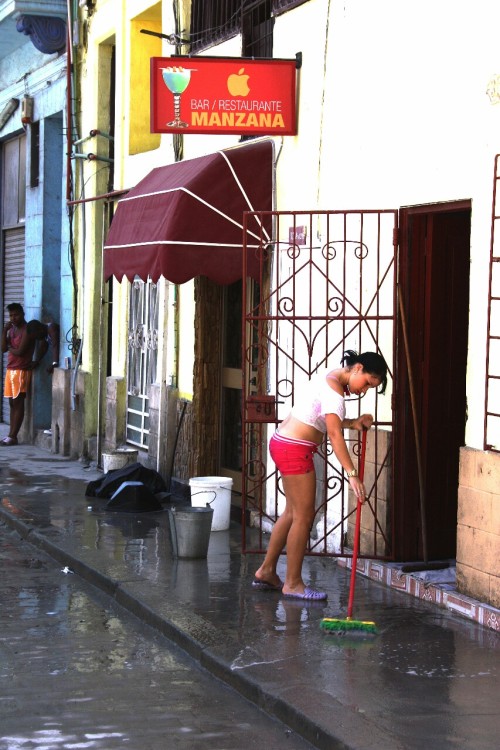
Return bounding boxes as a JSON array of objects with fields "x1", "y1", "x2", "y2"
[{"x1": 191, "y1": 490, "x2": 217, "y2": 505}]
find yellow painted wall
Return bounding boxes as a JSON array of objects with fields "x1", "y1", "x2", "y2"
[
  {"x1": 129, "y1": 7, "x2": 162, "y2": 155},
  {"x1": 75, "y1": 1, "x2": 124, "y2": 434},
  {"x1": 80, "y1": 1, "x2": 165, "y2": 385}
]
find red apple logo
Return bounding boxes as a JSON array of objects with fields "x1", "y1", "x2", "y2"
[{"x1": 227, "y1": 68, "x2": 250, "y2": 96}]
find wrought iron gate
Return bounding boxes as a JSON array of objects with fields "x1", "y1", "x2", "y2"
[
  {"x1": 126, "y1": 278, "x2": 159, "y2": 449},
  {"x1": 242, "y1": 209, "x2": 397, "y2": 559}
]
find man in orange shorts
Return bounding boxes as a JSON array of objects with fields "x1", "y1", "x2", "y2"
[{"x1": 1, "y1": 303, "x2": 43, "y2": 446}]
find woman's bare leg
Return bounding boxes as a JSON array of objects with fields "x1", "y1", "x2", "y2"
[
  {"x1": 280, "y1": 472, "x2": 316, "y2": 595},
  {"x1": 254, "y1": 471, "x2": 316, "y2": 593},
  {"x1": 254, "y1": 506, "x2": 293, "y2": 587}
]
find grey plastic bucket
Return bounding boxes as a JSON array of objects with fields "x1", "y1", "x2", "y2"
[{"x1": 168, "y1": 506, "x2": 214, "y2": 559}]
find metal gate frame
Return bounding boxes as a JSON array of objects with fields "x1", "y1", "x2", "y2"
[
  {"x1": 485, "y1": 154, "x2": 500, "y2": 452},
  {"x1": 126, "y1": 278, "x2": 159, "y2": 449},
  {"x1": 242, "y1": 209, "x2": 397, "y2": 560}
]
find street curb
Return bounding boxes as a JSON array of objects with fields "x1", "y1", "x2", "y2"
[{"x1": 0, "y1": 506, "x2": 352, "y2": 750}]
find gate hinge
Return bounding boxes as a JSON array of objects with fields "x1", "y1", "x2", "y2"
[{"x1": 393, "y1": 227, "x2": 400, "y2": 246}]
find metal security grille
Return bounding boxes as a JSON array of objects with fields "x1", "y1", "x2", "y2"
[
  {"x1": 485, "y1": 154, "x2": 500, "y2": 451},
  {"x1": 243, "y1": 1, "x2": 273, "y2": 57},
  {"x1": 190, "y1": 0, "x2": 281, "y2": 53},
  {"x1": 126, "y1": 278, "x2": 159, "y2": 449},
  {"x1": 1, "y1": 227, "x2": 26, "y2": 423},
  {"x1": 242, "y1": 209, "x2": 397, "y2": 559},
  {"x1": 272, "y1": 0, "x2": 309, "y2": 14},
  {"x1": 190, "y1": 1, "x2": 241, "y2": 51}
]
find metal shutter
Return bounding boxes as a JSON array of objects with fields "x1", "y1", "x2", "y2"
[{"x1": 2, "y1": 226, "x2": 26, "y2": 422}]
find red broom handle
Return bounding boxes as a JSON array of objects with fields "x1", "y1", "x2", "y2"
[{"x1": 347, "y1": 429, "x2": 367, "y2": 619}]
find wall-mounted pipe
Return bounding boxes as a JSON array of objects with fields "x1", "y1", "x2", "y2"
[
  {"x1": 71, "y1": 152, "x2": 114, "y2": 163},
  {"x1": 72, "y1": 129, "x2": 115, "y2": 146},
  {"x1": 89, "y1": 129, "x2": 114, "y2": 141},
  {"x1": 67, "y1": 189, "x2": 128, "y2": 207}
]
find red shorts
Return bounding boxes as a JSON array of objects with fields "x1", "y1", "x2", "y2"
[{"x1": 269, "y1": 432, "x2": 318, "y2": 475}]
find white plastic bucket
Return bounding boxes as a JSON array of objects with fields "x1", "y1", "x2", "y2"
[
  {"x1": 102, "y1": 449, "x2": 138, "y2": 474},
  {"x1": 189, "y1": 476, "x2": 233, "y2": 531}
]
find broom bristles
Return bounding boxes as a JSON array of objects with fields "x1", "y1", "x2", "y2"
[{"x1": 320, "y1": 617, "x2": 378, "y2": 635}]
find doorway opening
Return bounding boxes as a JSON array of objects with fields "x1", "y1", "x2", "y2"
[
  {"x1": 395, "y1": 202, "x2": 471, "y2": 561},
  {"x1": 220, "y1": 280, "x2": 259, "y2": 495}
]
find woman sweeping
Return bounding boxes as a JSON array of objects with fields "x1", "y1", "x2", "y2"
[{"x1": 253, "y1": 350, "x2": 388, "y2": 601}]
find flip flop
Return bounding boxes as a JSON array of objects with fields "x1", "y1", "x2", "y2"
[
  {"x1": 0, "y1": 437, "x2": 18, "y2": 446},
  {"x1": 252, "y1": 576, "x2": 283, "y2": 591},
  {"x1": 282, "y1": 587, "x2": 327, "y2": 601}
]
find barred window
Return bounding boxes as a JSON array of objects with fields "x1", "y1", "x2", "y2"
[
  {"x1": 190, "y1": 1, "x2": 241, "y2": 52},
  {"x1": 243, "y1": 0, "x2": 273, "y2": 57},
  {"x1": 272, "y1": 0, "x2": 309, "y2": 15},
  {"x1": 190, "y1": 0, "x2": 306, "y2": 53}
]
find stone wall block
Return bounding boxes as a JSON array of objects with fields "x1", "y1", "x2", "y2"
[
  {"x1": 458, "y1": 446, "x2": 476, "y2": 488},
  {"x1": 51, "y1": 367, "x2": 71, "y2": 455},
  {"x1": 472, "y1": 450, "x2": 499, "y2": 495},
  {"x1": 69, "y1": 369, "x2": 87, "y2": 459},
  {"x1": 457, "y1": 485, "x2": 491, "y2": 533},
  {"x1": 365, "y1": 427, "x2": 392, "y2": 466},
  {"x1": 457, "y1": 447, "x2": 500, "y2": 608},
  {"x1": 104, "y1": 376, "x2": 126, "y2": 451},
  {"x1": 456, "y1": 564, "x2": 496, "y2": 608}
]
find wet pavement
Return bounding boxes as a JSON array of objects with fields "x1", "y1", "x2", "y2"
[
  {"x1": 0, "y1": 439, "x2": 499, "y2": 750},
  {"x1": 0, "y1": 526, "x2": 314, "y2": 750}
]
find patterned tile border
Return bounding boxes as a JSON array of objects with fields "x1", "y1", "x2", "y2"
[{"x1": 339, "y1": 557, "x2": 500, "y2": 633}]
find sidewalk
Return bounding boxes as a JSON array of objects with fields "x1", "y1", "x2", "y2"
[{"x1": 0, "y1": 435, "x2": 499, "y2": 750}]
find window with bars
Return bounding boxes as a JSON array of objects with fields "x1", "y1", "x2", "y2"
[
  {"x1": 272, "y1": 0, "x2": 309, "y2": 15},
  {"x1": 190, "y1": 0, "x2": 307, "y2": 52},
  {"x1": 243, "y1": 0, "x2": 273, "y2": 58},
  {"x1": 190, "y1": 0, "x2": 241, "y2": 51}
]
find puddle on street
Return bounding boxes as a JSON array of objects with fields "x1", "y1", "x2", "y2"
[{"x1": 0, "y1": 529, "x2": 315, "y2": 750}]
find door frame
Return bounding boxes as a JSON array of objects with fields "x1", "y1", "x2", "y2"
[
  {"x1": 395, "y1": 200, "x2": 471, "y2": 560},
  {"x1": 219, "y1": 279, "x2": 259, "y2": 494}
]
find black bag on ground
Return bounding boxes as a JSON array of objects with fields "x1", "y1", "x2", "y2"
[{"x1": 85, "y1": 462, "x2": 168, "y2": 499}]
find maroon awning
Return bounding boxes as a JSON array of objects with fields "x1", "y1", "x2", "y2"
[{"x1": 103, "y1": 139, "x2": 273, "y2": 285}]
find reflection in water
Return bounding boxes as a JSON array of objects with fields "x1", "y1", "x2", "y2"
[
  {"x1": 232, "y1": 593, "x2": 329, "y2": 671},
  {"x1": 171, "y1": 558, "x2": 210, "y2": 606},
  {"x1": 89, "y1": 510, "x2": 169, "y2": 582},
  {"x1": 97, "y1": 514, "x2": 160, "y2": 540},
  {"x1": 207, "y1": 529, "x2": 231, "y2": 582}
]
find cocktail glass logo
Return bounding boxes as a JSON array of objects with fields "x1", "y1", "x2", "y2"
[
  {"x1": 161, "y1": 66, "x2": 193, "y2": 128},
  {"x1": 227, "y1": 68, "x2": 250, "y2": 97}
]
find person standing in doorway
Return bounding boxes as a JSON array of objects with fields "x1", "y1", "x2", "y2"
[
  {"x1": 1, "y1": 303, "x2": 50, "y2": 446},
  {"x1": 253, "y1": 350, "x2": 388, "y2": 601},
  {"x1": 26, "y1": 319, "x2": 60, "y2": 374}
]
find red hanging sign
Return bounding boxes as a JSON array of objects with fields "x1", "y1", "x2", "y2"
[{"x1": 151, "y1": 56, "x2": 297, "y2": 136}]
